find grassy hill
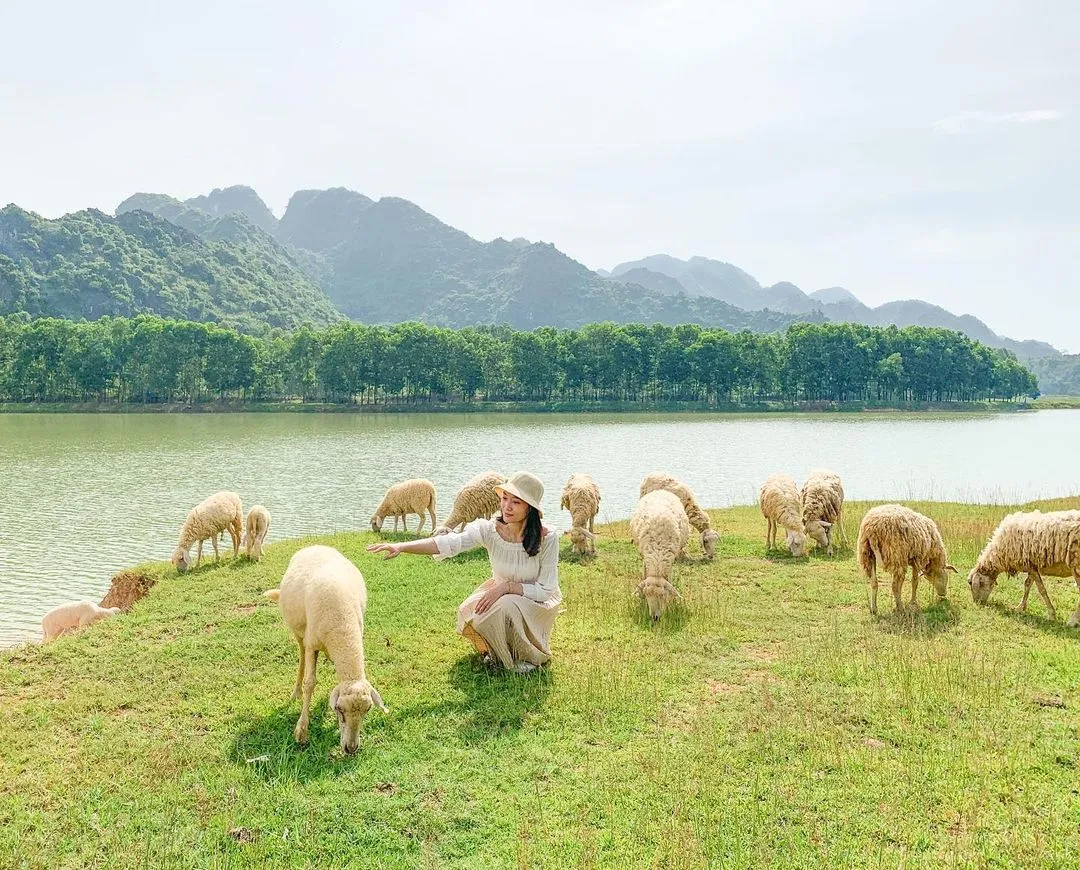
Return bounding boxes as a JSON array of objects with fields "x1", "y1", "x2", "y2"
[{"x1": 2, "y1": 499, "x2": 1079, "y2": 867}]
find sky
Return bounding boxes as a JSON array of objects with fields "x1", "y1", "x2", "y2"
[{"x1": 2, "y1": 0, "x2": 1077, "y2": 350}]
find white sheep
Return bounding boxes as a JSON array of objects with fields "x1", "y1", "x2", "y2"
[
  {"x1": 967, "y1": 510, "x2": 1080, "y2": 626},
  {"x1": 801, "y1": 469, "x2": 847, "y2": 555},
  {"x1": 857, "y1": 504, "x2": 957, "y2": 615},
  {"x1": 264, "y1": 545, "x2": 387, "y2": 754},
  {"x1": 371, "y1": 478, "x2": 437, "y2": 534},
  {"x1": 629, "y1": 489, "x2": 690, "y2": 621},
  {"x1": 561, "y1": 473, "x2": 601, "y2": 555},
  {"x1": 759, "y1": 474, "x2": 808, "y2": 557},
  {"x1": 435, "y1": 471, "x2": 506, "y2": 535},
  {"x1": 170, "y1": 491, "x2": 243, "y2": 573},
  {"x1": 639, "y1": 471, "x2": 720, "y2": 559},
  {"x1": 243, "y1": 505, "x2": 271, "y2": 561},
  {"x1": 41, "y1": 601, "x2": 121, "y2": 642}
]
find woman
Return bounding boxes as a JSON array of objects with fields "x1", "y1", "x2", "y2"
[{"x1": 366, "y1": 471, "x2": 560, "y2": 674}]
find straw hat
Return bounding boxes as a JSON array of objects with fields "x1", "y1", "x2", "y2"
[{"x1": 494, "y1": 471, "x2": 545, "y2": 517}]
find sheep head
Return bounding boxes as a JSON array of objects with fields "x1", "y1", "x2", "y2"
[
  {"x1": 568, "y1": 526, "x2": 597, "y2": 554},
  {"x1": 636, "y1": 576, "x2": 682, "y2": 622},
  {"x1": 171, "y1": 547, "x2": 191, "y2": 573},
  {"x1": 967, "y1": 568, "x2": 997, "y2": 604},
  {"x1": 805, "y1": 519, "x2": 833, "y2": 551},
  {"x1": 369, "y1": 515, "x2": 383, "y2": 533},
  {"x1": 925, "y1": 562, "x2": 958, "y2": 601},
  {"x1": 330, "y1": 679, "x2": 388, "y2": 755},
  {"x1": 701, "y1": 529, "x2": 720, "y2": 559},
  {"x1": 786, "y1": 529, "x2": 808, "y2": 558}
]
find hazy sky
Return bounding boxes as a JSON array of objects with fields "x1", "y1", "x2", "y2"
[{"x1": 3, "y1": 1, "x2": 1077, "y2": 350}]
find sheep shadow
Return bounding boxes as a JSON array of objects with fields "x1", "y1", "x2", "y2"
[
  {"x1": 989, "y1": 600, "x2": 1080, "y2": 639},
  {"x1": 873, "y1": 598, "x2": 960, "y2": 638}
]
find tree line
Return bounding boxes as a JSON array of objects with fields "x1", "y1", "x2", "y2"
[{"x1": 0, "y1": 315, "x2": 1039, "y2": 406}]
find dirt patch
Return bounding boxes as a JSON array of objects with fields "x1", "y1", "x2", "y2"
[
  {"x1": 745, "y1": 670, "x2": 780, "y2": 685},
  {"x1": 375, "y1": 782, "x2": 398, "y2": 796},
  {"x1": 227, "y1": 827, "x2": 256, "y2": 843},
  {"x1": 705, "y1": 679, "x2": 742, "y2": 696},
  {"x1": 100, "y1": 570, "x2": 156, "y2": 611},
  {"x1": 741, "y1": 643, "x2": 781, "y2": 664},
  {"x1": 233, "y1": 604, "x2": 257, "y2": 616}
]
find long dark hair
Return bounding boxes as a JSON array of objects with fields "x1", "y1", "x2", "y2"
[{"x1": 498, "y1": 505, "x2": 543, "y2": 557}]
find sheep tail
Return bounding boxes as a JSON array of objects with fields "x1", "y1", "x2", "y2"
[
  {"x1": 264, "y1": 589, "x2": 281, "y2": 602},
  {"x1": 857, "y1": 535, "x2": 875, "y2": 579}
]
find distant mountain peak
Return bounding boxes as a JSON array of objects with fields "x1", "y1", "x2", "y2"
[{"x1": 810, "y1": 286, "x2": 862, "y2": 305}]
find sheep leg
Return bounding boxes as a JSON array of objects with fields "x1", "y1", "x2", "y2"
[
  {"x1": 415, "y1": 512, "x2": 423, "y2": 533},
  {"x1": 891, "y1": 572, "x2": 905, "y2": 613},
  {"x1": 1030, "y1": 569, "x2": 1057, "y2": 621},
  {"x1": 1019, "y1": 574, "x2": 1034, "y2": 612},
  {"x1": 869, "y1": 571, "x2": 878, "y2": 615},
  {"x1": 291, "y1": 639, "x2": 305, "y2": 700},
  {"x1": 294, "y1": 647, "x2": 318, "y2": 746},
  {"x1": 1067, "y1": 571, "x2": 1080, "y2": 628},
  {"x1": 765, "y1": 518, "x2": 774, "y2": 550},
  {"x1": 211, "y1": 534, "x2": 220, "y2": 562},
  {"x1": 196, "y1": 540, "x2": 204, "y2": 567},
  {"x1": 909, "y1": 566, "x2": 920, "y2": 608},
  {"x1": 230, "y1": 520, "x2": 241, "y2": 557},
  {"x1": 588, "y1": 515, "x2": 595, "y2": 532}
]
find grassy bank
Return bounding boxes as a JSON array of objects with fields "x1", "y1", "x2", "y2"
[
  {"x1": 1032, "y1": 395, "x2": 1080, "y2": 409},
  {"x1": 0, "y1": 398, "x2": 1033, "y2": 415},
  {"x1": 2, "y1": 499, "x2": 1079, "y2": 867}
]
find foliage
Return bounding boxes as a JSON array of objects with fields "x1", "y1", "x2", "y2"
[
  {"x1": 1026, "y1": 354, "x2": 1080, "y2": 396},
  {"x1": 0, "y1": 316, "x2": 1038, "y2": 405},
  {"x1": 2, "y1": 499, "x2": 1079, "y2": 866}
]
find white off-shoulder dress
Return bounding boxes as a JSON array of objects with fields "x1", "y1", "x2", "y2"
[{"x1": 434, "y1": 518, "x2": 562, "y2": 669}]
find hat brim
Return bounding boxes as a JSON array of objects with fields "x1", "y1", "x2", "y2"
[{"x1": 493, "y1": 484, "x2": 543, "y2": 516}]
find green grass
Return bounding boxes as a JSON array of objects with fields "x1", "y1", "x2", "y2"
[
  {"x1": 3, "y1": 499, "x2": 1080, "y2": 868},
  {"x1": 1032, "y1": 395, "x2": 1080, "y2": 410}
]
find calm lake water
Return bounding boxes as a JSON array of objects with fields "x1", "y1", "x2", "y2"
[{"x1": 2, "y1": 410, "x2": 1079, "y2": 646}]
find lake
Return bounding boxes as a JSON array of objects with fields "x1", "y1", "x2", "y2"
[{"x1": 2, "y1": 410, "x2": 1079, "y2": 646}]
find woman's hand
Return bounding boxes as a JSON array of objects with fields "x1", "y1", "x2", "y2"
[
  {"x1": 366, "y1": 542, "x2": 402, "y2": 560},
  {"x1": 474, "y1": 581, "x2": 510, "y2": 615}
]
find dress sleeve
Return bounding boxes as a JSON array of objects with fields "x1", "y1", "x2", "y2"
[
  {"x1": 432, "y1": 518, "x2": 491, "y2": 561},
  {"x1": 521, "y1": 529, "x2": 560, "y2": 602}
]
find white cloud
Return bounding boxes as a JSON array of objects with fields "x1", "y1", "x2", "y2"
[{"x1": 933, "y1": 109, "x2": 1065, "y2": 134}]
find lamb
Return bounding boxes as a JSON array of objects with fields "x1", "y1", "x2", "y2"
[
  {"x1": 370, "y1": 478, "x2": 437, "y2": 534},
  {"x1": 759, "y1": 474, "x2": 808, "y2": 557},
  {"x1": 967, "y1": 510, "x2": 1080, "y2": 626},
  {"x1": 42, "y1": 601, "x2": 121, "y2": 642},
  {"x1": 857, "y1": 504, "x2": 957, "y2": 615},
  {"x1": 639, "y1": 471, "x2": 720, "y2": 559},
  {"x1": 629, "y1": 489, "x2": 690, "y2": 621},
  {"x1": 801, "y1": 469, "x2": 847, "y2": 555},
  {"x1": 170, "y1": 491, "x2": 243, "y2": 573},
  {"x1": 560, "y1": 473, "x2": 601, "y2": 555},
  {"x1": 264, "y1": 545, "x2": 388, "y2": 754},
  {"x1": 243, "y1": 505, "x2": 272, "y2": 561},
  {"x1": 435, "y1": 471, "x2": 506, "y2": 535}
]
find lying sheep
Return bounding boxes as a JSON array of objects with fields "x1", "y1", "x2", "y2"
[
  {"x1": 640, "y1": 471, "x2": 720, "y2": 559},
  {"x1": 759, "y1": 474, "x2": 808, "y2": 557},
  {"x1": 435, "y1": 471, "x2": 506, "y2": 535},
  {"x1": 42, "y1": 601, "x2": 121, "y2": 642},
  {"x1": 801, "y1": 469, "x2": 847, "y2": 555},
  {"x1": 561, "y1": 473, "x2": 601, "y2": 555},
  {"x1": 371, "y1": 478, "x2": 437, "y2": 534},
  {"x1": 857, "y1": 504, "x2": 957, "y2": 614},
  {"x1": 170, "y1": 491, "x2": 243, "y2": 573},
  {"x1": 967, "y1": 510, "x2": 1080, "y2": 626},
  {"x1": 629, "y1": 489, "x2": 690, "y2": 621},
  {"x1": 265, "y1": 545, "x2": 388, "y2": 754},
  {"x1": 243, "y1": 505, "x2": 271, "y2": 561}
]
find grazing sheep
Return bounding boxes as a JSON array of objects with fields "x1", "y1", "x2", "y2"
[
  {"x1": 561, "y1": 473, "x2": 601, "y2": 555},
  {"x1": 42, "y1": 601, "x2": 121, "y2": 642},
  {"x1": 629, "y1": 490, "x2": 690, "y2": 621},
  {"x1": 801, "y1": 469, "x2": 847, "y2": 555},
  {"x1": 759, "y1": 474, "x2": 808, "y2": 557},
  {"x1": 371, "y1": 478, "x2": 437, "y2": 534},
  {"x1": 640, "y1": 471, "x2": 720, "y2": 559},
  {"x1": 857, "y1": 504, "x2": 957, "y2": 615},
  {"x1": 264, "y1": 545, "x2": 388, "y2": 753},
  {"x1": 170, "y1": 491, "x2": 243, "y2": 573},
  {"x1": 967, "y1": 510, "x2": 1080, "y2": 626},
  {"x1": 243, "y1": 505, "x2": 272, "y2": 561},
  {"x1": 435, "y1": 471, "x2": 506, "y2": 535}
]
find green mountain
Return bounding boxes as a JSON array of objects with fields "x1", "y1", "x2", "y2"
[
  {"x1": 1025, "y1": 355, "x2": 1080, "y2": 396},
  {"x1": 0, "y1": 205, "x2": 341, "y2": 331}
]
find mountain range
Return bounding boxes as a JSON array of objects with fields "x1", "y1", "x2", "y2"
[{"x1": 0, "y1": 184, "x2": 1058, "y2": 360}]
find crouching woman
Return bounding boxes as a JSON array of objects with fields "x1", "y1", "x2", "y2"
[{"x1": 366, "y1": 471, "x2": 560, "y2": 674}]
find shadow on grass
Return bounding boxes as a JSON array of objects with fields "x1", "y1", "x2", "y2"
[
  {"x1": 989, "y1": 600, "x2": 1080, "y2": 639},
  {"x1": 873, "y1": 598, "x2": 960, "y2": 637},
  {"x1": 446, "y1": 656, "x2": 555, "y2": 743}
]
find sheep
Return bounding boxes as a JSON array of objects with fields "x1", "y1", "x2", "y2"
[
  {"x1": 264, "y1": 545, "x2": 388, "y2": 753},
  {"x1": 560, "y1": 473, "x2": 601, "y2": 555},
  {"x1": 759, "y1": 474, "x2": 808, "y2": 557},
  {"x1": 639, "y1": 471, "x2": 720, "y2": 559},
  {"x1": 170, "y1": 491, "x2": 243, "y2": 573},
  {"x1": 42, "y1": 601, "x2": 121, "y2": 642},
  {"x1": 801, "y1": 469, "x2": 847, "y2": 555},
  {"x1": 629, "y1": 489, "x2": 690, "y2": 621},
  {"x1": 371, "y1": 478, "x2": 437, "y2": 534},
  {"x1": 243, "y1": 505, "x2": 272, "y2": 561},
  {"x1": 434, "y1": 471, "x2": 506, "y2": 535},
  {"x1": 967, "y1": 510, "x2": 1080, "y2": 626},
  {"x1": 857, "y1": 504, "x2": 957, "y2": 615}
]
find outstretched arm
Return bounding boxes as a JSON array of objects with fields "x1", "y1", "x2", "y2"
[{"x1": 366, "y1": 538, "x2": 441, "y2": 560}]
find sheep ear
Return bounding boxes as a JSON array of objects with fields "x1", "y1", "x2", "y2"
[
  {"x1": 946, "y1": 564, "x2": 958, "y2": 573},
  {"x1": 582, "y1": 528, "x2": 597, "y2": 540},
  {"x1": 820, "y1": 520, "x2": 833, "y2": 529},
  {"x1": 329, "y1": 686, "x2": 340, "y2": 712},
  {"x1": 370, "y1": 686, "x2": 388, "y2": 714}
]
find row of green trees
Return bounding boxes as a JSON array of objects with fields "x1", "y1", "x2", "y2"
[{"x1": 0, "y1": 315, "x2": 1038, "y2": 405}]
